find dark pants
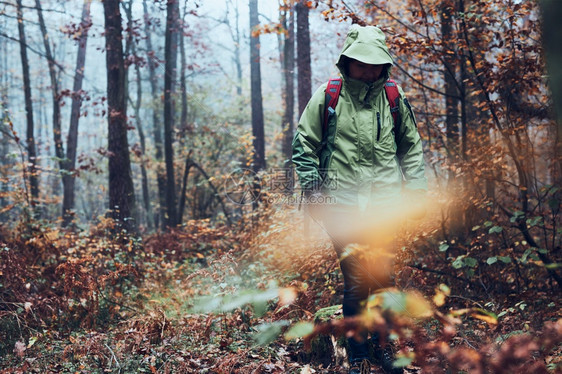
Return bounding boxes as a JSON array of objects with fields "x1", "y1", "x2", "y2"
[
  {"x1": 321, "y1": 206, "x2": 398, "y2": 363},
  {"x1": 334, "y1": 241, "x2": 395, "y2": 364}
]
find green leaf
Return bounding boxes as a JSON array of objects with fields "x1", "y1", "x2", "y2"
[
  {"x1": 489, "y1": 226, "x2": 503, "y2": 234},
  {"x1": 486, "y1": 257, "x2": 498, "y2": 265},
  {"x1": 484, "y1": 221, "x2": 493, "y2": 227},
  {"x1": 452, "y1": 256, "x2": 465, "y2": 269},
  {"x1": 526, "y1": 216, "x2": 543, "y2": 227},
  {"x1": 284, "y1": 321, "x2": 314, "y2": 340},
  {"x1": 253, "y1": 300, "x2": 268, "y2": 318},
  {"x1": 393, "y1": 356, "x2": 414, "y2": 368},
  {"x1": 190, "y1": 287, "x2": 279, "y2": 315},
  {"x1": 471, "y1": 225, "x2": 481, "y2": 231},
  {"x1": 464, "y1": 257, "x2": 478, "y2": 268},
  {"x1": 544, "y1": 263, "x2": 561, "y2": 270},
  {"x1": 520, "y1": 249, "x2": 532, "y2": 263},
  {"x1": 530, "y1": 253, "x2": 540, "y2": 261},
  {"x1": 498, "y1": 256, "x2": 511, "y2": 264},
  {"x1": 253, "y1": 320, "x2": 290, "y2": 346},
  {"x1": 380, "y1": 291, "x2": 407, "y2": 313},
  {"x1": 27, "y1": 336, "x2": 38, "y2": 348},
  {"x1": 510, "y1": 211, "x2": 525, "y2": 223},
  {"x1": 222, "y1": 288, "x2": 278, "y2": 315},
  {"x1": 548, "y1": 198, "x2": 560, "y2": 211},
  {"x1": 438, "y1": 284, "x2": 450, "y2": 294},
  {"x1": 314, "y1": 305, "x2": 342, "y2": 322},
  {"x1": 439, "y1": 243, "x2": 449, "y2": 252}
]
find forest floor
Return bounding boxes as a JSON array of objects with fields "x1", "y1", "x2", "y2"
[{"x1": 0, "y1": 208, "x2": 561, "y2": 373}]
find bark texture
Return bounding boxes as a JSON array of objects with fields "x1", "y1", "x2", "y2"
[
  {"x1": 249, "y1": 0, "x2": 265, "y2": 172},
  {"x1": 103, "y1": 0, "x2": 137, "y2": 230}
]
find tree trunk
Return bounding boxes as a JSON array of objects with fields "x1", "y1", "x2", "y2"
[
  {"x1": 103, "y1": 0, "x2": 136, "y2": 230},
  {"x1": 1, "y1": 33, "x2": 10, "y2": 216},
  {"x1": 456, "y1": 0, "x2": 495, "y2": 230},
  {"x1": 35, "y1": 0, "x2": 63, "y2": 163},
  {"x1": 0, "y1": 44, "x2": 9, "y2": 218},
  {"x1": 249, "y1": 0, "x2": 265, "y2": 172},
  {"x1": 281, "y1": 3, "x2": 295, "y2": 169},
  {"x1": 143, "y1": 0, "x2": 166, "y2": 229},
  {"x1": 178, "y1": 151, "x2": 192, "y2": 223},
  {"x1": 233, "y1": 0, "x2": 242, "y2": 96},
  {"x1": 62, "y1": 0, "x2": 91, "y2": 227},
  {"x1": 163, "y1": 0, "x2": 180, "y2": 227},
  {"x1": 36, "y1": 0, "x2": 63, "y2": 222},
  {"x1": 441, "y1": 2, "x2": 459, "y2": 158},
  {"x1": 296, "y1": 1, "x2": 311, "y2": 117},
  {"x1": 217, "y1": 0, "x2": 243, "y2": 97},
  {"x1": 132, "y1": 68, "x2": 152, "y2": 230},
  {"x1": 441, "y1": 0, "x2": 464, "y2": 237},
  {"x1": 540, "y1": 0, "x2": 562, "y2": 183},
  {"x1": 177, "y1": 3, "x2": 192, "y2": 224},
  {"x1": 16, "y1": 0, "x2": 39, "y2": 214},
  {"x1": 125, "y1": 0, "x2": 152, "y2": 230},
  {"x1": 0, "y1": 34, "x2": 6, "y2": 109},
  {"x1": 180, "y1": 5, "x2": 189, "y2": 134}
]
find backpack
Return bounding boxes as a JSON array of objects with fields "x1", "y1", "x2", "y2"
[{"x1": 323, "y1": 78, "x2": 401, "y2": 135}]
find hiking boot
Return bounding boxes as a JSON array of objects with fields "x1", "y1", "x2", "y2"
[
  {"x1": 371, "y1": 333, "x2": 403, "y2": 374},
  {"x1": 377, "y1": 345, "x2": 403, "y2": 374},
  {"x1": 349, "y1": 359, "x2": 371, "y2": 374}
]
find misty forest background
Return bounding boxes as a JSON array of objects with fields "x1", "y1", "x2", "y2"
[{"x1": 0, "y1": 0, "x2": 561, "y2": 373}]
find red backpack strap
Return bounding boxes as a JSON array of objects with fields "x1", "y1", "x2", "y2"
[
  {"x1": 384, "y1": 79, "x2": 401, "y2": 132},
  {"x1": 323, "y1": 78, "x2": 342, "y2": 132}
]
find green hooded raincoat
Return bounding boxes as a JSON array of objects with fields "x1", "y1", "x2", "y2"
[{"x1": 292, "y1": 26, "x2": 427, "y2": 211}]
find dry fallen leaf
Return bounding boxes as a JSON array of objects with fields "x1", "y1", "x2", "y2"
[
  {"x1": 433, "y1": 292, "x2": 446, "y2": 307},
  {"x1": 278, "y1": 287, "x2": 297, "y2": 306},
  {"x1": 14, "y1": 341, "x2": 26, "y2": 357}
]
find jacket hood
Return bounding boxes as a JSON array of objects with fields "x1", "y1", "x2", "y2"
[{"x1": 336, "y1": 25, "x2": 394, "y2": 77}]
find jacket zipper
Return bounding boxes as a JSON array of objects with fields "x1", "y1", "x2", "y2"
[{"x1": 376, "y1": 112, "x2": 381, "y2": 142}]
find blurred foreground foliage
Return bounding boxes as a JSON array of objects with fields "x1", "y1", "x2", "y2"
[{"x1": 0, "y1": 202, "x2": 560, "y2": 373}]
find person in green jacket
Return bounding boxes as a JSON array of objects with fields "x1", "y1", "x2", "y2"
[{"x1": 292, "y1": 25, "x2": 427, "y2": 374}]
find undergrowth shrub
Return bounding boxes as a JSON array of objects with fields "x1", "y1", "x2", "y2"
[
  {"x1": 0, "y1": 217, "x2": 144, "y2": 356},
  {"x1": 55, "y1": 256, "x2": 138, "y2": 329},
  {"x1": 0, "y1": 223, "x2": 64, "y2": 355}
]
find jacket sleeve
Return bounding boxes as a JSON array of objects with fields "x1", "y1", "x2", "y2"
[
  {"x1": 291, "y1": 84, "x2": 328, "y2": 190},
  {"x1": 395, "y1": 86, "x2": 428, "y2": 192}
]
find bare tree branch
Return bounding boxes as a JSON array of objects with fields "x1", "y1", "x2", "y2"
[
  {"x1": 0, "y1": 0, "x2": 65, "y2": 13},
  {"x1": 0, "y1": 32, "x2": 65, "y2": 71}
]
